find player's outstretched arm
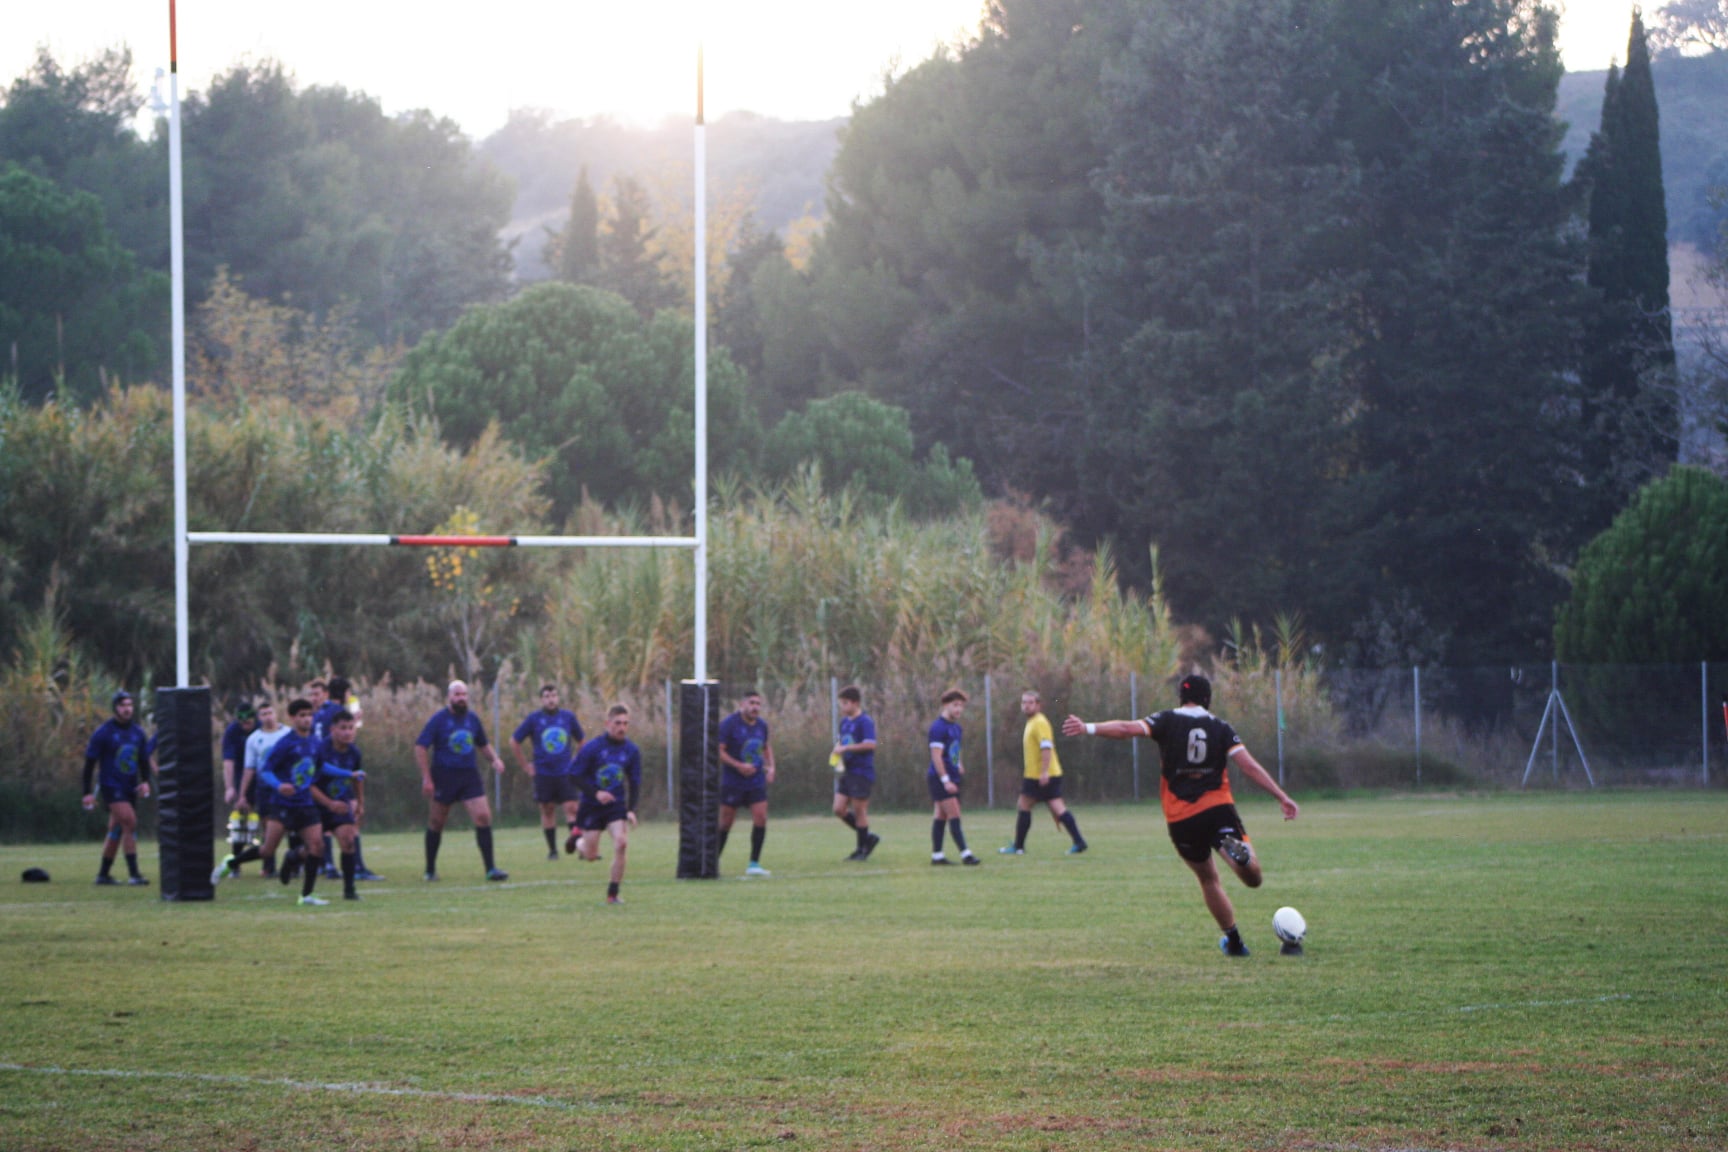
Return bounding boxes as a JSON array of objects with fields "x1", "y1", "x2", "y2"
[
  {"x1": 1228, "y1": 747, "x2": 1299, "y2": 820},
  {"x1": 1062, "y1": 716, "x2": 1146, "y2": 740}
]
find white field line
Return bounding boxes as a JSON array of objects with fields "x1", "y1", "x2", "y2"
[{"x1": 0, "y1": 1062, "x2": 609, "y2": 1112}]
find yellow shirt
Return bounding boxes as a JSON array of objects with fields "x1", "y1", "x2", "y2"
[{"x1": 1022, "y1": 712, "x2": 1061, "y2": 779}]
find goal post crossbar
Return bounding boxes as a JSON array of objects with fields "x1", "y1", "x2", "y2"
[{"x1": 187, "y1": 532, "x2": 698, "y2": 549}]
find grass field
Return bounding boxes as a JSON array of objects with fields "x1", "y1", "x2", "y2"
[{"x1": 1, "y1": 793, "x2": 1724, "y2": 1151}]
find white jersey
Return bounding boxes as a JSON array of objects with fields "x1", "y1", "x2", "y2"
[{"x1": 244, "y1": 725, "x2": 291, "y2": 774}]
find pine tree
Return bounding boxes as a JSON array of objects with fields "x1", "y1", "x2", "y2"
[
  {"x1": 544, "y1": 166, "x2": 599, "y2": 285},
  {"x1": 597, "y1": 175, "x2": 675, "y2": 317},
  {"x1": 1578, "y1": 8, "x2": 1677, "y2": 533}
]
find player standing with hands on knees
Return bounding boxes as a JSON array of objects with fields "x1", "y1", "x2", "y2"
[
  {"x1": 1064, "y1": 673, "x2": 1298, "y2": 957},
  {"x1": 415, "y1": 680, "x2": 509, "y2": 883}
]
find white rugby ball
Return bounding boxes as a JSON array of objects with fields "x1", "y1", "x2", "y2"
[{"x1": 1272, "y1": 906, "x2": 1307, "y2": 945}]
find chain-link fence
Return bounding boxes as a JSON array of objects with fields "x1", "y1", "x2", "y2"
[{"x1": 5, "y1": 662, "x2": 1724, "y2": 839}]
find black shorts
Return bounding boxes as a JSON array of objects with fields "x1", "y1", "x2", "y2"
[
  {"x1": 1020, "y1": 777, "x2": 1064, "y2": 803},
  {"x1": 577, "y1": 801, "x2": 628, "y2": 832},
  {"x1": 99, "y1": 783, "x2": 139, "y2": 806},
  {"x1": 321, "y1": 807, "x2": 356, "y2": 831},
  {"x1": 835, "y1": 771, "x2": 874, "y2": 800},
  {"x1": 274, "y1": 806, "x2": 325, "y2": 834},
  {"x1": 927, "y1": 773, "x2": 963, "y2": 804},
  {"x1": 533, "y1": 774, "x2": 579, "y2": 805},
  {"x1": 721, "y1": 780, "x2": 767, "y2": 810},
  {"x1": 1166, "y1": 803, "x2": 1249, "y2": 864},
  {"x1": 433, "y1": 767, "x2": 486, "y2": 806}
]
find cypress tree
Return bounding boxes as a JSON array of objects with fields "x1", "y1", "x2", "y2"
[
  {"x1": 546, "y1": 166, "x2": 599, "y2": 285},
  {"x1": 1579, "y1": 8, "x2": 1676, "y2": 534}
]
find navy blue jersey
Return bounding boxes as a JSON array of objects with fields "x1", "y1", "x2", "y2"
[
  {"x1": 927, "y1": 717, "x2": 963, "y2": 779},
  {"x1": 259, "y1": 731, "x2": 322, "y2": 808},
  {"x1": 838, "y1": 712, "x2": 877, "y2": 775},
  {"x1": 221, "y1": 721, "x2": 253, "y2": 766},
  {"x1": 572, "y1": 735, "x2": 642, "y2": 811},
  {"x1": 85, "y1": 720, "x2": 150, "y2": 793},
  {"x1": 718, "y1": 713, "x2": 770, "y2": 787},
  {"x1": 314, "y1": 740, "x2": 364, "y2": 802},
  {"x1": 512, "y1": 708, "x2": 583, "y2": 775},
  {"x1": 312, "y1": 701, "x2": 344, "y2": 746},
  {"x1": 416, "y1": 709, "x2": 489, "y2": 773}
]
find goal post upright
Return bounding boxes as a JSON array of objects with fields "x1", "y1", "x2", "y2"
[
  {"x1": 169, "y1": 0, "x2": 190, "y2": 688},
  {"x1": 693, "y1": 41, "x2": 709, "y2": 686}
]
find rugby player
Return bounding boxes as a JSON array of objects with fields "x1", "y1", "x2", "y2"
[
  {"x1": 512, "y1": 684, "x2": 584, "y2": 860},
  {"x1": 310, "y1": 709, "x2": 366, "y2": 901},
  {"x1": 927, "y1": 689, "x2": 980, "y2": 866},
  {"x1": 571, "y1": 704, "x2": 642, "y2": 904},
  {"x1": 1001, "y1": 689, "x2": 1087, "y2": 855},
  {"x1": 717, "y1": 690, "x2": 775, "y2": 877},
  {"x1": 1064, "y1": 673, "x2": 1299, "y2": 956},
  {"x1": 414, "y1": 680, "x2": 508, "y2": 882},
  {"x1": 230, "y1": 700, "x2": 289, "y2": 878},
  {"x1": 254, "y1": 699, "x2": 343, "y2": 906},
  {"x1": 831, "y1": 685, "x2": 881, "y2": 861},
  {"x1": 81, "y1": 690, "x2": 153, "y2": 886},
  {"x1": 216, "y1": 700, "x2": 260, "y2": 876}
]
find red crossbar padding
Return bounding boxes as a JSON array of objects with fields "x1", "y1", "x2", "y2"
[{"x1": 392, "y1": 535, "x2": 515, "y2": 548}]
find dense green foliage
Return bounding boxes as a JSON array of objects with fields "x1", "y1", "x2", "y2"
[
  {"x1": 3, "y1": 797, "x2": 1726, "y2": 1150},
  {"x1": 1555, "y1": 465, "x2": 1728, "y2": 661}
]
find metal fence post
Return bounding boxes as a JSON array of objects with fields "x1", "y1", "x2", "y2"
[
  {"x1": 1274, "y1": 668, "x2": 1283, "y2": 787},
  {"x1": 830, "y1": 676, "x2": 839, "y2": 743},
  {"x1": 1703, "y1": 662, "x2": 1710, "y2": 787},
  {"x1": 1130, "y1": 670, "x2": 1141, "y2": 800},
  {"x1": 664, "y1": 678, "x2": 675, "y2": 813},
  {"x1": 984, "y1": 672, "x2": 994, "y2": 809},
  {"x1": 1551, "y1": 660, "x2": 1560, "y2": 781},
  {"x1": 1413, "y1": 665, "x2": 1422, "y2": 788},
  {"x1": 493, "y1": 683, "x2": 503, "y2": 813}
]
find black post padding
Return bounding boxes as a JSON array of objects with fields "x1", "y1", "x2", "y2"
[
  {"x1": 155, "y1": 687, "x2": 216, "y2": 901},
  {"x1": 677, "y1": 680, "x2": 721, "y2": 878}
]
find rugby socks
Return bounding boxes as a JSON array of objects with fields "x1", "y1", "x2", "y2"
[
  {"x1": 476, "y1": 826, "x2": 497, "y2": 871},
  {"x1": 125, "y1": 853, "x2": 141, "y2": 879},
  {"x1": 231, "y1": 845, "x2": 262, "y2": 866},
  {"x1": 262, "y1": 850, "x2": 277, "y2": 875},
  {"x1": 948, "y1": 819, "x2": 970, "y2": 855},
  {"x1": 750, "y1": 825, "x2": 766, "y2": 865},
  {"x1": 425, "y1": 827, "x2": 443, "y2": 874},
  {"x1": 341, "y1": 851, "x2": 357, "y2": 897},
  {"x1": 606, "y1": 881, "x2": 620, "y2": 899},
  {"x1": 352, "y1": 836, "x2": 369, "y2": 872},
  {"x1": 855, "y1": 824, "x2": 870, "y2": 852},
  {"x1": 302, "y1": 856, "x2": 322, "y2": 898},
  {"x1": 543, "y1": 826, "x2": 558, "y2": 854},
  {"x1": 931, "y1": 818, "x2": 946, "y2": 855},
  {"x1": 1059, "y1": 811, "x2": 1086, "y2": 848},
  {"x1": 717, "y1": 827, "x2": 730, "y2": 858},
  {"x1": 1014, "y1": 810, "x2": 1033, "y2": 851},
  {"x1": 1223, "y1": 924, "x2": 1243, "y2": 948},
  {"x1": 98, "y1": 854, "x2": 115, "y2": 879},
  {"x1": 840, "y1": 811, "x2": 857, "y2": 829}
]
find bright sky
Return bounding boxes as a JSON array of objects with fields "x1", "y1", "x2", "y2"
[{"x1": 7, "y1": 1, "x2": 1660, "y2": 138}]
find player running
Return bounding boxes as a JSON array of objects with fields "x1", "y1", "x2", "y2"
[
  {"x1": 253, "y1": 699, "x2": 349, "y2": 907},
  {"x1": 311, "y1": 709, "x2": 366, "y2": 901},
  {"x1": 927, "y1": 688, "x2": 981, "y2": 866},
  {"x1": 1064, "y1": 673, "x2": 1299, "y2": 957},
  {"x1": 831, "y1": 685, "x2": 881, "y2": 861},
  {"x1": 415, "y1": 680, "x2": 509, "y2": 883},
  {"x1": 231, "y1": 700, "x2": 290, "y2": 878},
  {"x1": 81, "y1": 690, "x2": 153, "y2": 887},
  {"x1": 717, "y1": 690, "x2": 775, "y2": 877},
  {"x1": 1001, "y1": 689, "x2": 1088, "y2": 856},
  {"x1": 512, "y1": 684, "x2": 584, "y2": 861},
  {"x1": 217, "y1": 700, "x2": 260, "y2": 874},
  {"x1": 571, "y1": 704, "x2": 642, "y2": 905}
]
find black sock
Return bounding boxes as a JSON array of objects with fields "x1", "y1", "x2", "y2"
[
  {"x1": 302, "y1": 855, "x2": 322, "y2": 897},
  {"x1": 607, "y1": 881, "x2": 620, "y2": 898},
  {"x1": 352, "y1": 835, "x2": 368, "y2": 871},
  {"x1": 425, "y1": 828, "x2": 442, "y2": 873},
  {"x1": 1014, "y1": 810, "x2": 1033, "y2": 850},
  {"x1": 931, "y1": 818, "x2": 946, "y2": 855},
  {"x1": 1225, "y1": 924, "x2": 1242, "y2": 946},
  {"x1": 750, "y1": 825, "x2": 766, "y2": 864},
  {"x1": 99, "y1": 854, "x2": 115, "y2": 877},
  {"x1": 949, "y1": 818, "x2": 969, "y2": 854},
  {"x1": 544, "y1": 826, "x2": 557, "y2": 853},
  {"x1": 855, "y1": 824, "x2": 870, "y2": 851},
  {"x1": 476, "y1": 826, "x2": 496, "y2": 871},
  {"x1": 841, "y1": 811, "x2": 857, "y2": 828},
  {"x1": 233, "y1": 845, "x2": 261, "y2": 866},
  {"x1": 1060, "y1": 811, "x2": 1085, "y2": 846},
  {"x1": 717, "y1": 827, "x2": 730, "y2": 858},
  {"x1": 342, "y1": 850, "x2": 357, "y2": 895},
  {"x1": 263, "y1": 851, "x2": 277, "y2": 873},
  {"x1": 125, "y1": 852, "x2": 140, "y2": 878}
]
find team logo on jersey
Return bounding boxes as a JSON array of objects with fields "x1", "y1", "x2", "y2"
[
  {"x1": 740, "y1": 737, "x2": 764, "y2": 766},
  {"x1": 597, "y1": 762, "x2": 625, "y2": 792},
  {"x1": 321, "y1": 763, "x2": 352, "y2": 797},
  {"x1": 115, "y1": 743, "x2": 140, "y2": 776},
  {"x1": 448, "y1": 728, "x2": 475, "y2": 756},
  {"x1": 291, "y1": 758, "x2": 317, "y2": 791},
  {"x1": 947, "y1": 740, "x2": 962, "y2": 770},
  {"x1": 542, "y1": 726, "x2": 569, "y2": 755}
]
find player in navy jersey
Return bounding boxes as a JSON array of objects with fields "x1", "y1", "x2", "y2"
[
  {"x1": 511, "y1": 684, "x2": 585, "y2": 860},
  {"x1": 927, "y1": 688, "x2": 981, "y2": 865},
  {"x1": 415, "y1": 680, "x2": 509, "y2": 882},
  {"x1": 253, "y1": 699, "x2": 354, "y2": 906},
  {"x1": 81, "y1": 690, "x2": 153, "y2": 886},
  {"x1": 1065, "y1": 673, "x2": 1299, "y2": 957},
  {"x1": 717, "y1": 691, "x2": 776, "y2": 877},
  {"x1": 310, "y1": 710, "x2": 366, "y2": 901},
  {"x1": 571, "y1": 704, "x2": 642, "y2": 904},
  {"x1": 309, "y1": 678, "x2": 349, "y2": 878},
  {"x1": 831, "y1": 685, "x2": 881, "y2": 861}
]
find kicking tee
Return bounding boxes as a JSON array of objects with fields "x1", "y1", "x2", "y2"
[{"x1": 1141, "y1": 705, "x2": 1242, "y2": 822}]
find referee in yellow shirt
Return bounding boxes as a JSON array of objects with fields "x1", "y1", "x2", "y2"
[{"x1": 1001, "y1": 689, "x2": 1088, "y2": 855}]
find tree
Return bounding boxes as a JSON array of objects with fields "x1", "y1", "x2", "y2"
[
  {"x1": 1554, "y1": 466, "x2": 1728, "y2": 661},
  {"x1": 1577, "y1": 10, "x2": 1679, "y2": 535},
  {"x1": 1652, "y1": 0, "x2": 1728, "y2": 53},
  {"x1": 596, "y1": 175, "x2": 676, "y2": 317},
  {"x1": 762, "y1": 391, "x2": 981, "y2": 515},
  {"x1": 0, "y1": 164, "x2": 165, "y2": 400},
  {"x1": 715, "y1": 219, "x2": 825, "y2": 416},
  {"x1": 544, "y1": 167, "x2": 600, "y2": 284}
]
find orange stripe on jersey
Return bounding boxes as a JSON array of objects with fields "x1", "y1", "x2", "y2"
[{"x1": 1160, "y1": 774, "x2": 1236, "y2": 823}]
